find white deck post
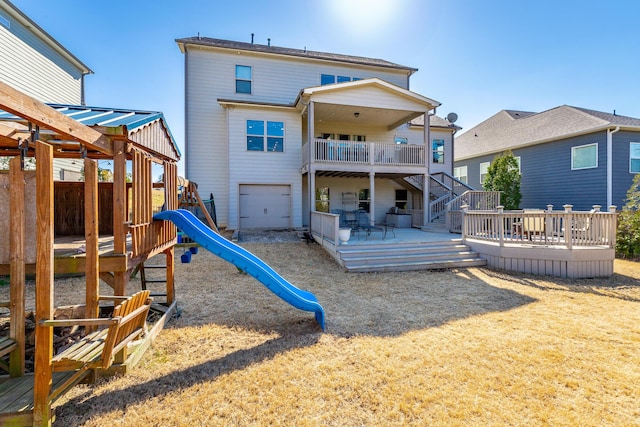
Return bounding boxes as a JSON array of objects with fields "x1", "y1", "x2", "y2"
[
  {"x1": 369, "y1": 172, "x2": 375, "y2": 225},
  {"x1": 563, "y1": 204, "x2": 573, "y2": 250},
  {"x1": 423, "y1": 173, "x2": 429, "y2": 226},
  {"x1": 497, "y1": 206, "x2": 504, "y2": 247},
  {"x1": 308, "y1": 101, "x2": 315, "y2": 227}
]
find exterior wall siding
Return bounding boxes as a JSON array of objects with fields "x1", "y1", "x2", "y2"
[
  {"x1": 313, "y1": 176, "x2": 405, "y2": 225},
  {"x1": 455, "y1": 132, "x2": 612, "y2": 211},
  {"x1": 227, "y1": 107, "x2": 302, "y2": 230},
  {"x1": 184, "y1": 46, "x2": 414, "y2": 228},
  {"x1": 613, "y1": 130, "x2": 640, "y2": 209},
  {"x1": 0, "y1": 9, "x2": 83, "y2": 104}
]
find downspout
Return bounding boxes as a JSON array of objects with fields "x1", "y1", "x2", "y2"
[{"x1": 607, "y1": 126, "x2": 620, "y2": 207}]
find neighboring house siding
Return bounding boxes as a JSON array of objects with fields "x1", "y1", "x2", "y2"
[
  {"x1": 0, "y1": 9, "x2": 83, "y2": 104},
  {"x1": 456, "y1": 132, "x2": 610, "y2": 210},
  {"x1": 613, "y1": 130, "x2": 640, "y2": 208},
  {"x1": 227, "y1": 107, "x2": 302, "y2": 229}
]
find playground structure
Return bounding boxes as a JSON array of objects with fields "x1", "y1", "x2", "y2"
[{"x1": 0, "y1": 81, "x2": 180, "y2": 426}]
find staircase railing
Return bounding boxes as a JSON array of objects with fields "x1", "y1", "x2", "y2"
[{"x1": 445, "y1": 190, "x2": 501, "y2": 233}]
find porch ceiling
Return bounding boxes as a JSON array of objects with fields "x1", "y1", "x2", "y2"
[{"x1": 313, "y1": 102, "x2": 423, "y2": 130}]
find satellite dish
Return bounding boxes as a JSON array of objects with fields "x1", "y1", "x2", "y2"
[{"x1": 447, "y1": 112, "x2": 458, "y2": 123}]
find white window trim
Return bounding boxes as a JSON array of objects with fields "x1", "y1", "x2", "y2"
[
  {"x1": 571, "y1": 143, "x2": 598, "y2": 170},
  {"x1": 630, "y1": 142, "x2": 640, "y2": 173},
  {"x1": 479, "y1": 162, "x2": 490, "y2": 184},
  {"x1": 454, "y1": 166, "x2": 468, "y2": 184}
]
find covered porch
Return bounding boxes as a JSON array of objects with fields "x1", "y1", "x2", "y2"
[{"x1": 298, "y1": 78, "x2": 441, "y2": 229}]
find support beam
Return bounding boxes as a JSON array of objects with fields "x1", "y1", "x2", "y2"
[
  {"x1": 33, "y1": 141, "x2": 54, "y2": 426},
  {"x1": 9, "y1": 156, "x2": 25, "y2": 377},
  {"x1": 369, "y1": 172, "x2": 375, "y2": 225},
  {"x1": 165, "y1": 247, "x2": 175, "y2": 304},
  {"x1": 0, "y1": 81, "x2": 113, "y2": 155},
  {"x1": 84, "y1": 158, "x2": 100, "y2": 332}
]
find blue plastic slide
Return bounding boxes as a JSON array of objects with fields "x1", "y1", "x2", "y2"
[{"x1": 153, "y1": 209, "x2": 326, "y2": 330}]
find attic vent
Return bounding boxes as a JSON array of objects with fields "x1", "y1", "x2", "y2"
[{"x1": 0, "y1": 14, "x2": 10, "y2": 29}]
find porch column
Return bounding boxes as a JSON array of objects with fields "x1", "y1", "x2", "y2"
[
  {"x1": 308, "y1": 101, "x2": 315, "y2": 226},
  {"x1": 369, "y1": 172, "x2": 375, "y2": 225},
  {"x1": 423, "y1": 173, "x2": 430, "y2": 226},
  {"x1": 424, "y1": 112, "x2": 431, "y2": 227}
]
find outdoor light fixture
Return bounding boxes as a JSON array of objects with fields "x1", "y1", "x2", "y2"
[{"x1": 354, "y1": 112, "x2": 360, "y2": 118}]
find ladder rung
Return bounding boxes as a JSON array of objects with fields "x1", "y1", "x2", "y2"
[
  {"x1": 143, "y1": 265, "x2": 167, "y2": 269},
  {"x1": 149, "y1": 293, "x2": 167, "y2": 297},
  {"x1": 144, "y1": 279, "x2": 167, "y2": 284}
]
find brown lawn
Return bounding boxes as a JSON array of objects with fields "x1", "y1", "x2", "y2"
[{"x1": 5, "y1": 242, "x2": 640, "y2": 426}]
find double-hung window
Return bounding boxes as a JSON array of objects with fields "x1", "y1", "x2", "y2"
[
  {"x1": 432, "y1": 139, "x2": 445, "y2": 164},
  {"x1": 246, "y1": 120, "x2": 284, "y2": 152},
  {"x1": 630, "y1": 142, "x2": 640, "y2": 173},
  {"x1": 480, "y1": 162, "x2": 490, "y2": 184},
  {"x1": 453, "y1": 166, "x2": 468, "y2": 184},
  {"x1": 236, "y1": 65, "x2": 252, "y2": 94},
  {"x1": 572, "y1": 143, "x2": 598, "y2": 170}
]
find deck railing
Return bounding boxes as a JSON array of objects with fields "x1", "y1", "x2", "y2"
[
  {"x1": 462, "y1": 205, "x2": 617, "y2": 248},
  {"x1": 304, "y1": 139, "x2": 425, "y2": 166},
  {"x1": 446, "y1": 191, "x2": 501, "y2": 232},
  {"x1": 310, "y1": 211, "x2": 340, "y2": 248}
]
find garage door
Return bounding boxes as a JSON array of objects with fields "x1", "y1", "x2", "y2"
[{"x1": 239, "y1": 185, "x2": 291, "y2": 229}]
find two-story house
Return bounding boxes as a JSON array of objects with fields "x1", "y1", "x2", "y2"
[
  {"x1": 0, "y1": 0, "x2": 92, "y2": 179},
  {"x1": 454, "y1": 106, "x2": 640, "y2": 211},
  {"x1": 177, "y1": 36, "x2": 460, "y2": 230}
]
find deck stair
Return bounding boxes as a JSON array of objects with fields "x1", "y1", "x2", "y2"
[{"x1": 337, "y1": 239, "x2": 486, "y2": 272}]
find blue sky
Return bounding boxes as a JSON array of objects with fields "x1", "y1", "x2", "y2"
[{"x1": 12, "y1": 0, "x2": 640, "y2": 175}]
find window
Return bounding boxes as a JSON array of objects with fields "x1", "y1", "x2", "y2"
[
  {"x1": 514, "y1": 156, "x2": 521, "y2": 172},
  {"x1": 631, "y1": 142, "x2": 640, "y2": 173},
  {"x1": 572, "y1": 143, "x2": 598, "y2": 170},
  {"x1": 395, "y1": 189, "x2": 408, "y2": 209},
  {"x1": 246, "y1": 120, "x2": 284, "y2": 152},
  {"x1": 315, "y1": 188, "x2": 330, "y2": 213},
  {"x1": 320, "y1": 74, "x2": 360, "y2": 85},
  {"x1": 321, "y1": 74, "x2": 336, "y2": 85},
  {"x1": 432, "y1": 139, "x2": 445, "y2": 164},
  {"x1": 395, "y1": 137, "x2": 408, "y2": 145},
  {"x1": 480, "y1": 162, "x2": 490, "y2": 184},
  {"x1": 235, "y1": 65, "x2": 252, "y2": 94},
  {"x1": 353, "y1": 135, "x2": 366, "y2": 142},
  {"x1": 453, "y1": 166, "x2": 468, "y2": 184},
  {"x1": 358, "y1": 189, "x2": 370, "y2": 212}
]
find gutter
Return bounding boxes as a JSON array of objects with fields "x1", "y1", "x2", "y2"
[{"x1": 607, "y1": 126, "x2": 620, "y2": 208}]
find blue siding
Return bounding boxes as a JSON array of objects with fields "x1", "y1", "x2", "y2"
[
  {"x1": 455, "y1": 131, "x2": 628, "y2": 211},
  {"x1": 613, "y1": 131, "x2": 640, "y2": 209}
]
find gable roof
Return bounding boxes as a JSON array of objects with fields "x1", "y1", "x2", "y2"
[
  {"x1": 410, "y1": 114, "x2": 462, "y2": 131},
  {"x1": 455, "y1": 105, "x2": 640, "y2": 160},
  {"x1": 176, "y1": 36, "x2": 417, "y2": 74},
  {"x1": 0, "y1": 0, "x2": 92, "y2": 75}
]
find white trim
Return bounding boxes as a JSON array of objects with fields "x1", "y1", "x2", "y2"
[
  {"x1": 571, "y1": 143, "x2": 598, "y2": 170},
  {"x1": 479, "y1": 161, "x2": 490, "y2": 184},
  {"x1": 630, "y1": 142, "x2": 640, "y2": 173}
]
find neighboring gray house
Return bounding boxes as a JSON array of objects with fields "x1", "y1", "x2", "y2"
[
  {"x1": 177, "y1": 36, "x2": 459, "y2": 230},
  {"x1": 0, "y1": 0, "x2": 92, "y2": 179},
  {"x1": 454, "y1": 105, "x2": 640, "y2": 211}
]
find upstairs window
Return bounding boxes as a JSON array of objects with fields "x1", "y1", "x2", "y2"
[
  {"x1": 236, "y1": 65, "x2": 252, "y2": 94},
  {"x1": 320, "y1": 74, "x2": 335, "y2": 85},
  {"x1": 246, "y1": 120, "x2": 284, "y2": 152},
  {"x1": 0, "y1": 13, "x2": 9, "y2": 28},
  {"x1": 572, "y1": 143, "x2": 598, "y2": 170},
  {"x1": 480, "y1": 162, "x2": 490, "y2": 184},
  {"x1": 630, "y1": 142, "x2": 640, "y2": 173},
  {"x1": 337, "y1": 76, "x2": 351, "y2": 83},
  {"x1": 432, "y1": 139, "x2": 445, "y2": 163}
]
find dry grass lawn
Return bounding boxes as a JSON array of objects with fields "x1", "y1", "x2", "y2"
[{"x1": 5, "y1": 241, "x2": 640, "y2": 426}]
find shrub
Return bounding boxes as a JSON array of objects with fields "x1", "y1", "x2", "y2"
[
  {"x1": 483, "y1": 150, "x2": 522, "y2": 210},
  {"x1": 616, "y1": 174, "x2": 640, "y2": 259}
]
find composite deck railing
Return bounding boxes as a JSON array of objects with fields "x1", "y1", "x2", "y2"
[
  {"x1": 310, "y1": 211, "x2": 341, "y2": 248},
  {"x1": 462, "y1": 205, "x2": 617, "y2": 248},
  {"x1": 303, "y1": 139, "x2": 426, "y2": 166},
  {"x1": 446, "y1": 191, "x2": 502, "y2": 233}
]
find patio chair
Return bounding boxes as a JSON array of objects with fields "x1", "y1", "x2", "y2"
[
  {"x1": 355, "y1": 210, "x2": 384, "y2": 239},
  {"x1": 522, "y1": 209, "x2": 545, "y2": 241}
]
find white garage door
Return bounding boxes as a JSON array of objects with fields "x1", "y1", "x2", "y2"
[{"x1": 239, "y1": 185, "x2": 291, "y2": 229}]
